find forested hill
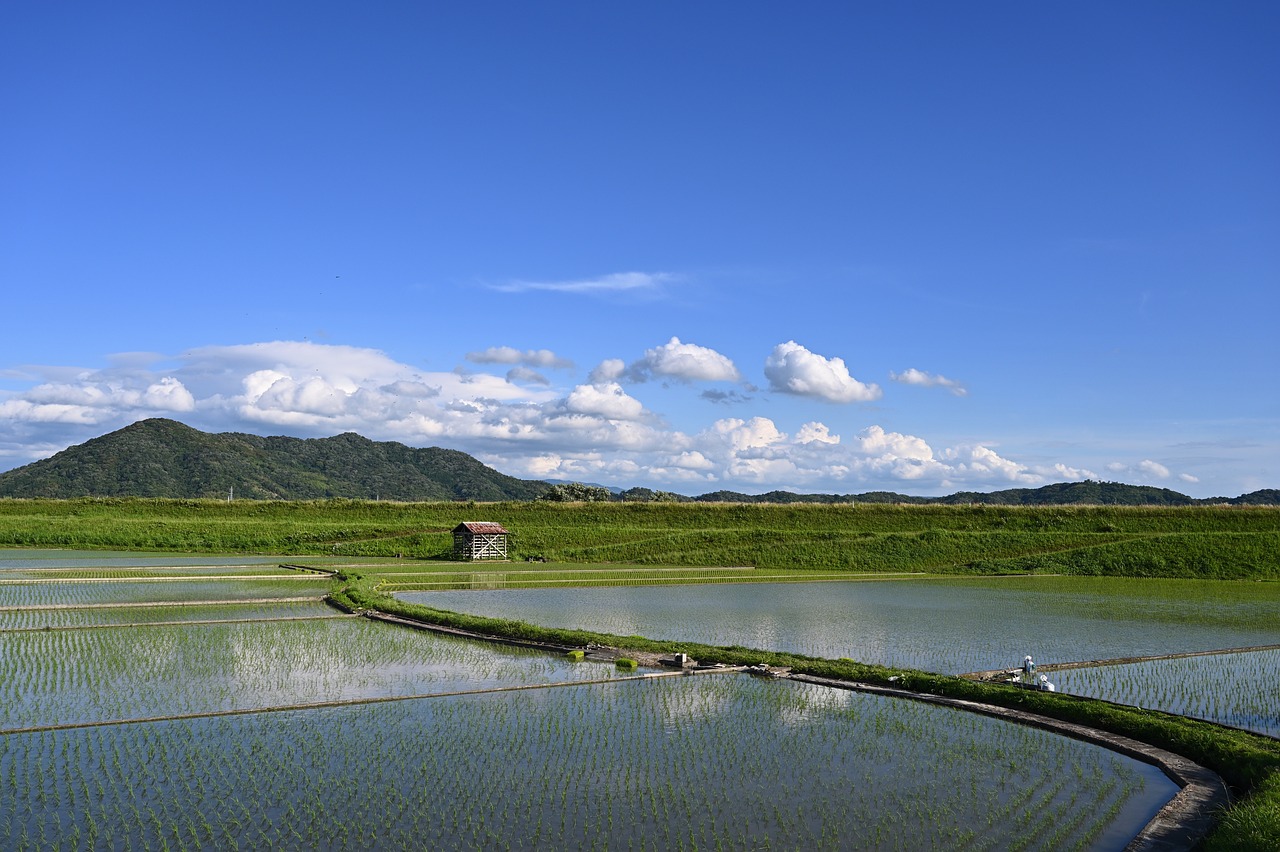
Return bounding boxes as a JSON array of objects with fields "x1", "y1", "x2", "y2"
[
  {"x1": 690, "y1": 481, "x2": 1276, "y2": 506},
  {"x1": 0, "y1": 419, "x2": 552, "y2": 501},
  {"x1": 0, "y1": 419, "x2": 1273, "y2": 505}
]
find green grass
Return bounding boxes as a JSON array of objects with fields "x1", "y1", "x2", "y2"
[{"x1": 2, "y1": 498, "x2": 1278, "y2": 579}]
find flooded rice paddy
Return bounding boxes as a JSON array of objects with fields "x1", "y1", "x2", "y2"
[{"x1": 0, "y1": 551, "x2": 1204, "y2": 848}]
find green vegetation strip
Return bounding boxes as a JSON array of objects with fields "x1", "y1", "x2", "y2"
[
  {"x1": 2, "y1": 499, "x2": 1277, "y2": 579},
  {"x1": 331, "y1": 571, "x2": 1280, "y2": 851}
]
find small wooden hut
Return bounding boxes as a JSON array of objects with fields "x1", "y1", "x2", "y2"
[{"x1": 452, "y1": 521, "x2": 510, "y2": 561}]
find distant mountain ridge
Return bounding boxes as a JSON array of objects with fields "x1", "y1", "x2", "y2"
[
  {"x1": 0, "y1": 419, "x2": 551, "y2": 501},
  {"x1": 0, "y1": 419, "x2": 1274, "y2": 505}
]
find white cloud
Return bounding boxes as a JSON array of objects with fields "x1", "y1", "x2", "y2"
[
  {"x1": 858, "y1": 425, "x2": 933, "y2": 461},
  {"x1": 563, "y1": 383, "x2": 646, "y2": 421},
  {"x1": 1, "y1": 339, "x2": 1160, "y2": 498},
  {"x1": 466, "y1": 347, "x2": 573, "y2": 369},
  {"x1": 588, "y1": 359, "x2": 627, "y2": 384},
  {"x1": 492, "y1": 271, "x2": 674, "y2": 295},
  {"x1": 0, "y1": 373, "x2": 196, "y2": 425},
  {"x1": 795, "y1": 422, "x2": 840, "y2": 445},
  {"x1": 630, "y1": 337, "x2": 741, "y2": 383},
  {"x1": 1138, "y1": 459, "x2": 1171, "y2": 479},
  {"x1": 764, "y1": 341, "x2": 881, "y2": 403},
  {"x1": 890, "y1": 368, "x2": 967, "y2": 397},
  {"x1": 1036, "y1": 462, "x2": 1099, "y2": 481},
  {"x1": 1178, "y1": 473, "x2": 1200, "y2": 484},
  {"x1": 506, "y1": 367, "x2": 550, "y2": 386},
  {"x1": 705, "y1": 417, "x2": 787, "y2": 451}
]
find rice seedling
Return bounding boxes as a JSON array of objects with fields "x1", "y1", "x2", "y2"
[
  {"x1": 0, "y1": 676, "x2": 1175, "y2": 850},
  {"x1": 1052, "y1": 649, "x2": 1280, "y2": 737},
  {"x1": 0, "y1": 598, "x2": 343, "y2": 631},
  {"x1": 0, "y1": 616, "x2": 624, "y2": 731}
]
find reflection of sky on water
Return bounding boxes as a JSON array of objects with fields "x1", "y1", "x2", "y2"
[
  {"x1": 402, "y1": 577, "x2": 1280, "y2": 674},
  {"x1": 0, "y1": 618, "x2": 623, "y2": 729}
]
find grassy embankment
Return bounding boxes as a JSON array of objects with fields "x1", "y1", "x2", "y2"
[
  {"x1": 3, "y1": 497, "x2": 1279, "y2": 847},
  {"x1": 1, "y1": 498, "x2": 1278, "y2": 579}
]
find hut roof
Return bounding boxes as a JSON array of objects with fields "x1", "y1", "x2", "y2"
[{"x1": 453, "y1": 521, "x2": 509, "y2": 535}]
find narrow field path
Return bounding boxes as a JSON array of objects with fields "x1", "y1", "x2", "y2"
[
  {"x1": 0, "y1": 574, "x2": 326, "y2": 584},
  {"x1": 961, "y1": 643, "x2": 1280, "y2": 680},
  {"x1": 0, "y1": 596, "x2": 327, "y2": 611},
  {"x1": 377, "y1": 571, "x2": 931, "y2": 590},
  {"x1": 0, "y1": 613, "x2": 354, "y2": 633},
  {"x1": 0, "y1": 665, "x2": 744, "y2": 738}
]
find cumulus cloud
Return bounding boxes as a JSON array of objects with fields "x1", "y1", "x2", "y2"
[
  {"x1": 1109, "y1": 459, "x2": 1175, "y2": 481},
  {"x1": 492, "y1": 271, "x2": 674, "y2": 295},
  {"x1": 795, "y1": 422, "x2": 840, "y2": 445},
  {"x1": 705, "y1": 417, "x2": 787, "y2": 451},
  {"x1": 562, "y1": 382, "x2": 646, "y2": 421},
  {"x1": 890, "y1": 368, "x2": 967, "y2": 397},
  {"x1": 588, "y1": 359, "x2": 627, "y2": 384},
  {"x1": 627, "y1": 337, "x2": 741, "y2": 384},
  {"x1": 0, "y1": 373, "x2": 196, "y2": 426},
  {"x1": 1037, "y1": 462, "x2": 1099, "y2": 481},
  {"x1": 1138, "y1": 459, "x2": 1171, "y2": 479},
  {"x1": 764, "y1": 341, "x2": 882, "y2": 403}
]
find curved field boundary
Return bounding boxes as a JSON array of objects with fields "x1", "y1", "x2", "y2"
[
  {"x1": 0, "y1": 613, "x2": 353, "y2": 634},
  {"x1": 0, "y1": 666, "x2": 742, "y2": 738},
  {"x1": 355, "y1": 605, "x2": 1234, "y2": 852},
  {"x1": 0, "y1": 596, "x2": 326, "y2": 611},
  {"x1": 376, "y1": 571, "x2": 932, "y2": 591},
  {"x1": 961, "y1": 643, "x2": 1280, "y2": 681},
  {"x1": 789, "y1": 673, "x2": 1229, "y2": 852},
  {"x1": 0, "y1": 574, "x2": 327, "y2": 584}
]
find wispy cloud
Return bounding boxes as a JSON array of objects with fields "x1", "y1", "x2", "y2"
[
  {"x1": 465, "y1": 347, "x2": 574, "y2": 369},
  {"x1": 491, "y1": 271, "x2": 674, "y2": 295},
  {"x1": 890, "y1": 368, "x2": 967, "y2": 397}
]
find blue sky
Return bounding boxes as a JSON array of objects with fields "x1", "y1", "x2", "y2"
[{"x1": 2, "y1": 3, "x2": 1277, "y2": 498}]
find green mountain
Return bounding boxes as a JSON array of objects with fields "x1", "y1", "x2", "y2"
[{"x1": 0, "y1": 419, "x2": 551, "y2": 501}]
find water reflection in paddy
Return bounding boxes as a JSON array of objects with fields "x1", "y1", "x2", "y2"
[{"x1": 402, "y1": 575, "x2": 1280, "y2": 674}]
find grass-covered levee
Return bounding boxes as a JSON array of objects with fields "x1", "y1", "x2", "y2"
[{"x1": 1, "y1": 498, "x2": 1277, "y2": 579}]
